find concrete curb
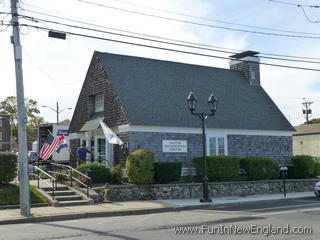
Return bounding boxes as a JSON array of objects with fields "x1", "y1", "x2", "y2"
[{"x1": 0, "y1": 194, "x2": 314, "y2": 225}]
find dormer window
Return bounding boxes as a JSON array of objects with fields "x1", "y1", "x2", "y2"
[{"x1": 95, "y1": 94, "x2": 104, "y2": 112}]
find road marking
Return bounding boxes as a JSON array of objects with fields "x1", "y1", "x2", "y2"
[
  {"x1": 195, "y1": 202, "x2": 320, "y2": 215},
  {"x1": 252, "y1": 206, "x2": 320, "y2": 217},
  {"x1": 244, "y1": 202, "x2": 320, "y2": 212}
]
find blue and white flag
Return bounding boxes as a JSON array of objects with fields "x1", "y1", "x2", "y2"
[
  {"x1": 56, "y1": 139, "x2": 68, "y2": 153},
  {"x1": 100, "y1": 120, "x2": 123, "y2": 145}
]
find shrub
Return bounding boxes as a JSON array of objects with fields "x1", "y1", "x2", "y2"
[
  {"x1": 54, "y1": 172, "x2": 68, "y2": 183},
  {"x1": 125, "y1": 150, "x2": 154, "y2": 184},
  {"x1": 154, "y1": 162, "x2": 181, "y2": 184},
  {"x1": 289, "y1": 155, "x2": 314, "y2": 179},
  {"x1": 0, "y1": 153, "x2": 17, "y2": 184},
  {"x1": 76, "y1": 162, "x2": 110, "y2": 184},
  {"x1": 313, "y1": 161, "x2": 320, "y2": 177},
  {"x1": 241, "y1": 157, "x2": 279, "y2": 180},
  {"x1": 193, "y1": 156, "x2": 240, "y2": 181},
  {"x1": 110, "y1": 164, "x2": 123, "y2": 184}
]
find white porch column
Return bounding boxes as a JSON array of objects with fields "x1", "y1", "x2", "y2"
[{"x1": 85, "y1": 131, "x2": 92, "y2": 162}]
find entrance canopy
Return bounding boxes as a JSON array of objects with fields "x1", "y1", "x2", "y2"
[{"x1": 80, "y1": 117, "x2": 104, "y2": 132}]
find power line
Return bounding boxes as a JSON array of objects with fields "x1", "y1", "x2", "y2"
[
  {"x1": 20, "y1": 7, "x2": 320, "y2": 61},
  {"x1": 22, "y1": 47, "x2": 82, "y2": 85},
  {"x1": 20, "y1": 23, "x2": 320, "y2": 72},
  {"x1": 269, "y1": 0, "x2": 320, "y2": 23},
  {"x1": 77, "y1": 0, "x2": 320, "y2": 39},
  {"x1": 18, "y1": 12, "x2": 320, "y2": 64},
  {"x1": 300, "y1": 5, "x2": 320, "y2": 23},
  {"x1": 269, "y1": 0, "x2": 320, "y2": 8},
  {"x1": 106, "y1": 0, "x2": 320, "y2": 36}
]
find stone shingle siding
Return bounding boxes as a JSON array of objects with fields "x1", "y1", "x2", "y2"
[
  {"x1": 69, "y1": 55, "x2": 129, "y2": 134},
  {"x1": 227, "y1": 134, "x2": 293, "y2": 165},
  {"x1": 127, "y1": 132, "x2": 293, "y2": 166},
  {"x1": 128, "y1": 131, "x2": 202, "y2": 168},
  {"x1": 69, "y1": 138, "x2": 80, "y2": 167}
]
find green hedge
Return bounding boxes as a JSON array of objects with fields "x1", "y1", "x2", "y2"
[
  {"x1": 313, "y1": 161, "x2": 320, "y2": 177},
  {"x1": 288, "y1": 155, "x2": 315, "y2": 179},
  {"x1": 241, "y1": 157, "x2": 279, "y2": 180},
  {"x1": 76, "y1": 162, "x2": 110, "y2": 184},
  {"x1": 0, "y1": 153, "x2": 17, "y2": 184},
  {"x1": 154, "y1": 162, "x2": 181, "y2": 183},
  {"x1": 193, "y1": 156, "x2": 240, "y2": 181},
  {"x1": 125, "y1": 150, "x2": 154, "y2": 184},
  {"x1": 110, "y1": 164, "x2": 123, "y2": 184}
]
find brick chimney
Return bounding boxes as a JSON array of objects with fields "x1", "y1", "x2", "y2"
[{"x1": 229, "y1": 50, "x2": 260, "y2": 86}]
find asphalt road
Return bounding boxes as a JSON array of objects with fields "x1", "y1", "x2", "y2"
[{"x1": 1, "y1": 197, "x2": 320, "y2": 240}]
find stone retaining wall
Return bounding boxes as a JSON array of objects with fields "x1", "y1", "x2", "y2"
[{"x1": 94, "y1": 179, "x2": 318, "y2": 202}]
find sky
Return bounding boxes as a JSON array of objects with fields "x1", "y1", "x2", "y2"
[{"x1": 1, "y1": 0, "x2": 320, "y2": 126}]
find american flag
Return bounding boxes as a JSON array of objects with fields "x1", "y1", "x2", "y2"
[{"x1": 39, "y1": 132, "x2": 64, "y2": 160}]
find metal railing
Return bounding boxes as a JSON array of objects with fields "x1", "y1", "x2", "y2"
[
  {"x1": 31, "y1": 165, "x2": 57, "y2": 199},
  {"x1": 50, "y1": 162, "x2": 92, "y2": 197}
]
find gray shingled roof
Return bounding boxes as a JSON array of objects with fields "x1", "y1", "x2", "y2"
[{"x1": 95, "y1": 51, "x2": 294, "y2": 131}]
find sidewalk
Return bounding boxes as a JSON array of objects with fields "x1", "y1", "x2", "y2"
[{"x1": 0, "y1": 191, "x2": 315, "y2": 225}]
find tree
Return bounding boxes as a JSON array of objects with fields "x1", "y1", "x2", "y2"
[
  {"x1": 60, "y1": 119, "x2": 71, "y2": 124},
  {"x1": 0, "y1": 96, "x2": 40, "y2": 125},
  {"x1": 0, "y1": 96, "x2": 45, "y2": 148},
  {"x1": 303, "y1": 118, "x2": 320, "y2": 125}
]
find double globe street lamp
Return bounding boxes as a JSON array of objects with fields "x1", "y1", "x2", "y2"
[
  {"x1": 187, "y1": 91, "x2": 218, "y2": 202},
  {"x1": 42, "y1": 101, "x2": 72, "y2": 123}
]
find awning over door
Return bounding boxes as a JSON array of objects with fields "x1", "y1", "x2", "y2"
[{"x1": 80, "y1": 117, "x2": 104, "y2": 132}]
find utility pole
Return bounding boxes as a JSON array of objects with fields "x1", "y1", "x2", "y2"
[
  {"x1": 10, "y1": 0, "x2": 31, "y2": 216},
  {"x1": 56, "y1": 101, "x2": 59, "y2": 123},
  {"x1": 302, "y1": 99, "x2": 313, "y2": 124}
]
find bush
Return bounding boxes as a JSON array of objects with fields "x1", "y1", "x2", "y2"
[
  {"x1": 313, "y1": 161, "x2": 320, "y2": 177},
  {"x1": 289, "y1": 155, "x2": 314, "y2": 179},
  {"x1": 154, "y1": 162, "x2": 181, "y2": 184},
  {"x1": 76, "y1": 162, "x2": 110, "y2": 184},
  {"x1": 125, "y1": 150, "x2": 154, "y2": 184},
  {"x1": 110, "y1": 164, "x2": 123, "y2": 184},
  {"x1": 0, "y1": 153, "x2": 17, "y2": 184},
  {"x1": 193, "y1": 156, "x2": 240, "y2": 181},
  {"x1": 241, "y1": 157, "x2": 279, "y2": 180}
]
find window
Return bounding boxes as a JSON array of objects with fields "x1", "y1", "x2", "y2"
[
  {"x1": 0, "y1": 132, "x2": 2, "y2": 141},
  {"x1": 97, "y1": 138, "x2": 106, "y2": 162},
  {"x1": 95, "y1": 94, "x2": 104, "y2": 112},
  {"x1": 0, "y1": 119, "x2": 2, "y2": 127},
  {"x1": 208, "y1": 137, "x2": 225, "y2": 156}
]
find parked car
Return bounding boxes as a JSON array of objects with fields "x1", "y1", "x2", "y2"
[
  {"x1": 314, "y1": 182, "x2": 320, "y2": 197},
  {"x1": 28, "y1": 151, "x2": 38, "y2": 163}
]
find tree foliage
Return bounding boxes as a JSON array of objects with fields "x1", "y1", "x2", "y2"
[
  {"x1": 303, "y1": 118, "x2": 320, "y2": 125},
  {"x1": 0, "y1": 96, "x2": 46, "y2": 148}
]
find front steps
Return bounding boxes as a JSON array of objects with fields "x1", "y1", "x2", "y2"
[{"x1": 40, "y1": 186, "x2": 94, "y2": 207}]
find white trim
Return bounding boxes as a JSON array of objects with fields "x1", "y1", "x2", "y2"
[{"x1": 117, "y1": 124, "x2": 293, "y2": 136}]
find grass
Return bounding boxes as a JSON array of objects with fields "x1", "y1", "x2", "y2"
[{"x1": 0, "y1": 184, "x2": 48, "y2": 206}]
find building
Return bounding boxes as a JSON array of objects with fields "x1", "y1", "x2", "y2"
[
  {"x1": 293, "y1": 124, "x2": 320, "y2": 158},
  {"x1": 0, "y1": 114, "x2": 11, "y2": 152},
  {"x1": 69, "y1": 51, "x2": 294, "y2": 170}
]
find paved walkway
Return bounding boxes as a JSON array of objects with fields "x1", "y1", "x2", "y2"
[{"x1": 0, "y1": 191, "x2": 315, "y2": 225}]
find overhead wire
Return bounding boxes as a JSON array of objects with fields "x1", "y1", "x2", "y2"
[
  {"x1": 105, "y1": 0, "x2": 320, "y2": 36},
  {"x1": 18, "y1": 12, "x2": 320, "y2": 65},
  {"x1": 269, "y1": 0, "x2": 320, "y2": 23},
  {"x1": 299, "y1": 5, "x2": 320, "y2": 23},
  {"x1": 18, "y1": 23, "x2": 320, "y2": 72},
  {"x1": 77, "y1": 0, "x2": 320, "y2": 39}
]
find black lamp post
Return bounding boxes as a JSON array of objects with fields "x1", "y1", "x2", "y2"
[
  {"x1": 187, "y1": 91, "x2": 218, "y2": 202},
  {"x1": 280, "y1": 166, "x2": 288, "y2": 198}
]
